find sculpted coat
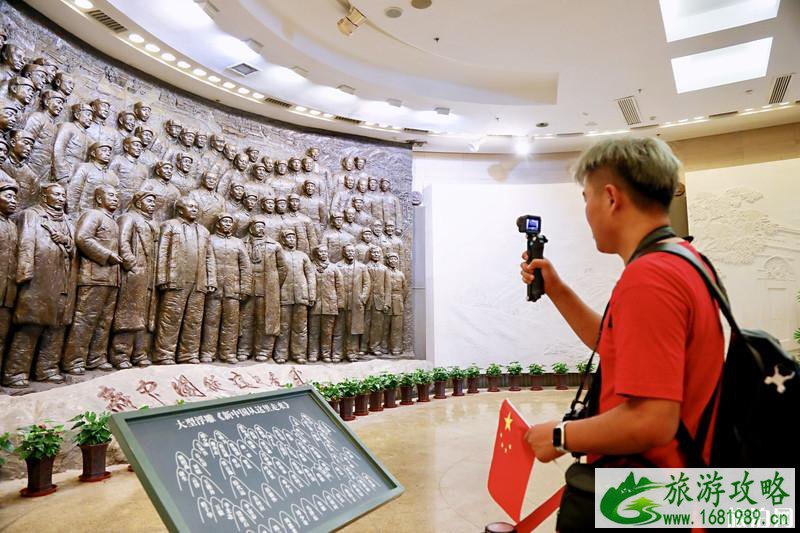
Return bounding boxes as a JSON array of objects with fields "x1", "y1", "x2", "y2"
[
  {"x1": 67, "y1": 161, "x2": 119, "y2": 218},
  {"x1": 114, "y1": 205, "x2": 159, "y2": 332},
  {"x1": 53, "y1": 119, "x2": 90, "y2": 184}
]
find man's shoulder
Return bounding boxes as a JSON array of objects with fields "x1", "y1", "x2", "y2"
[{"x1": 617, "y1": 242, "x2": 710, "y2": 298}]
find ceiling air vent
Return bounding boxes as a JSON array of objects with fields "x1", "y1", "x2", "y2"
[
  {"x1": 768, "y1": 74, "x2": 792, "y2": 104},
  {"x1": 334, "y1": 115, "x2": 363, "y2": 125},
  {"x1": 87, "y1": 10, "x2": 127, "y2": 33},
  {"x1": 402, "y1": 127, "x2": 431, "y2": 135},
  {"x1": 708, "y1": 110, "x2": 738, "y2": 119},
  {"x1": 227, "y1": 63, "x2": 259, "y2": 76},
  {"x1": 556, "y1": 132, "x2": 583, "y2": 138},
  {"x1": 616, "y1": 96, "x2": 641, "y2": 125},
  {"x1": 264, "y1": 97, "x2": 292, "y2": 108}
]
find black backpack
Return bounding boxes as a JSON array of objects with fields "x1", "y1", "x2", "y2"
[{"x1": 642, "y1": 243, "x2": 799, "y2": 468}]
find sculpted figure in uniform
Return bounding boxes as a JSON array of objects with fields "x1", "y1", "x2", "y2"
[
  {"x1": 200, "y1": 133, "x2": 226, "y2": 173},
  {"x1": 219, "y1": 152, "x2": 248, "y2": 198},
  {"x1": 52, "y1": 72, "x2": 74, "y2": 99},
  {"x1": 378, "y1": 177, "x2": 402, "y2": 228},
  {"x1": 371, "y1": 219, "x2": 389, "y2": 251},
  {"x1": 153, "y1": 197, "x2": 216, "y2": 364},
  {"x1": 32, "y1": 58, "x2": 57, "y2": 84},
  {"x1": 67, "y1": 140, "x2": 119, "y2": 220},
  {"x1": 4, "y1": 183, "x2": 75, "y2": 387},
  {"x1": 381, "y1": 220, "x2": 404, "y2": 266},
  {"x1": 141, "y1": 160, "x2": 180, "y2": 222},
  {"x1": 0, "y1": 44, "x2": 25, "y2": 88},
  {"x1": 0, "y1": 174, "x2": 18, "y2": 374},
  {"x1": 112, "y1": 190, "x2": 159, "y2": 368},
  {"x1": 334, "y1": 243, "x2": 369, "y2": 362},
  {"x1": 222, "y1": 142, "x2": 237, "y2": 168},
  {"x1": 299, "y1": 179, "x2": 326, "y2": 230},
  {"x1": 354, "y1": 155, "x2": 367, "y2": 177},
  {"x1": 1, "y1": 130, "x2": 37, "y2": 207},
  {"x1": 53, "y1": 102, "x2": 92, "y2": 187},
  {"x1": 362, "y1": 245, "x2": 391, "y2": 356},
  {"x1": 159, "y1": 118, "x2": 182, "y2": 160},
  {"x1": 301, "y1": 155, "x2": 329, "y2": 207},
  {"x1": 308, "y1": 244, "x2": 341, "y2": 363},
  {"x1": 351, "y1": 196, "x2": 373, "y2": 229},
  {"x1": 5, "y1": 76, "x2": 35, "y2": 114},
  {"x1": 133, "y1": 101, "x2": 151, "y2": 124},
  {"x1": 354, "y1": 228, "x2": 374, "y2": 264},
  {"x1": 353, "y1": 177, "x2": 369, "y2": 211},
  {"x1": 341, "y1": 207, "x2": 362, "y2": 239},
  {"x1": 193, "y1": 131, "x2": 208, "y2": 159},
  {"x1": 286, "y1": 192, "x2": 318, "y2": 254},
  {"x1": 86, "y1": 97, "x2": 116, "y2": 147},
  {"x1": 22, "y1": 89, "x2": 65, "y2": 181},
  {"x1": 332, "y1": 173, "x2": 355, "y2": 214},
  {"x1": 166, "y1": 127, "x2": 196, "y2": 168},
  {"x1": 108, "y1": 135, "x2": 148, "y2": 210},
  {"x1": 306, "y1": 146, "x2": 332, "y2": 199},
  {"x1": 244, "y1": 145, "x2": 260, "y2": 170},
  {"x1": 114, "y1": 110, "x2": 136, "y2": 155},
  {"x1": 271, "y1": 159, "x2": 295, "y2": 199},
  {"x1": 366, "y1": 176, "x2": 381, "y2": 220},
  {"x1": 225, "y1": 181, "x2": 246, "y2": 216},
  {"x1": 134, "y1": 124, "x2": 159, "y2": 168},
  {"x1": 287, "y1": 156, "x2": 303, "y2": 191},
  {"x1": 200, "y1": 213, "x2": 252, "y2": 363},
  {"x1": 19, "y1": 64, "x2": 48, "y2": 100},
  {"x1": 172, "y1": 151, "x2": 196, "y2": 194},
  {"x1": 238, "y1": 219, "x2": 284, "y2": 362},
  {"x1": 187, "y1": 171, "x2": 225, "y2": 230},
  {"x1": 385, "y1": 251, "x2": 406, "y2": 355},
  {"x1": 248, "y1": 161, "x2": 273, "y2": 201},
  {"x1": 62, "y1": 185, "x2": 122, "y2": 374},
  {"x1": 236, "y1": 188, "x2": 259, "y2": 238},
  {"x1": 274, "y1": 228, "x2": 315, "y2": 364},
  {"x1": 0, "y1": 99, "x2": 21, "y2": 134},
  {"x1": 258, "y1": 195, "x2": 283, "y2": 242},
  {"x1": 321, "y1": 211, "x2": 355, "y2": 264}
]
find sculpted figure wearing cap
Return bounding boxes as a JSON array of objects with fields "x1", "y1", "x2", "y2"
[
  {"x1": 109, "y1": 135, "x2": 148, "y2": 210},
  {"x1": 333, "y1": 243, "x2": 369, "y2": 362},
  {"x1": 187, "y1": 170, "x2": 226, "y2": 230},
  {"x1": 0, "y1": 43, "x2": 26, "y2": 88},
  {"x1": 67, "y1": 140, "x2": 119, "y2": 219},
  {"x1": 86, "y1": 97, "x2": 116, "y2": 148},
  {"x1": 308, "y1": 244, "x2": 341, "y2": 363},
  {"x1": 140, "y1": 160, "x2": 180, "y2": 222},
  {"x1": 22, "y1": 89, "x2": 65, "y2": 181},
  {"x1": 0, "y1": 174, "x2": 19, "y2": 373},
  {"x1": 274, "y1": 228, "x2": 316, "y2": 364},
  {"x1": 0, "y1": 129, "x2": 37, "y2": 206},
  {"x1": 52, "y1": 102, "x2": 92, "y2": 186}
]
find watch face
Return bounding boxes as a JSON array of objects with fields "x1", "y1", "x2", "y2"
[{"x1": 553, "y1": 426, "x2": 562, "y2": 447}]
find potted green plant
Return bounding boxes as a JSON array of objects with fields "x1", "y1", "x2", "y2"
[
  {"x1": 70, "y1": 411, "x2": 112, "y2": 482},
  {"x1": 528, "y1": 363, "x2": 545, "y2": 391},
  {"x1": 432, "y1": 367, "x2": 449, "y2": 399},
  {"x1": 466, "y1": 364, "x2": 481, "y2": 394},
  {"x1": 316, "y1": 382, "x2": 341, "y2": 413},
  {"x1": 16, "y1": 421, "x2": 64, "y2": 497},
  {"x1": 486, "y1": 363, "x2": 503, "y2": 392},
  {"x1": 0, "y1": 432, "x2": 13, "y2": 469},
  {"x1": 381, "y1": 373, "x2": 400, "y2": 408},
  {"x1": 506, "y1": 361, "x2": 523, "y2": 391},
  {"x1": 449, "y1": 366, "x2": 466, "y2": 396},
  {"x1": 576, "y1": 360, "x2": 596, "y2": 388},
  {"x1": 364, "y1": 375, "x2": 384, "y2": 412},
  {"x1": 413, "y1": 368, "x2": 433, "y2": 402},
  {"x1": 399, "y1": 372, "x2": 416, "y2": 405},
  {"x1": 552, "y1": 362, "x2": 570, "y2": 390},
  {"x1": 354, "y1": 378, "x2": 370, "y2": 417},
  {"x1": 337, "y1": 378, "x2": 360, "y2": 421}
]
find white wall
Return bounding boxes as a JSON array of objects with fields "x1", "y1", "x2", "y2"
[
  {"x1": 424, "y1": 183, "x2": 623, "y2": 369},
  {"x1": 686, "y1": 158, "x2": 800, "y2": 353}
]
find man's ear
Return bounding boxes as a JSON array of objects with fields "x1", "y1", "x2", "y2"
[{"x1": 604, "y1": 182, "x2": 624, "y2": 213}]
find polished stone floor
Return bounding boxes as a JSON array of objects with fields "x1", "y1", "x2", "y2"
[{"x1": 0, "y1": 389, "x2": 574, "y2": 532}]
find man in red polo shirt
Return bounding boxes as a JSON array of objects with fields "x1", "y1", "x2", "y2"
[{"x1": 521, "y1": 137, "x2": 724, "y2": 467}]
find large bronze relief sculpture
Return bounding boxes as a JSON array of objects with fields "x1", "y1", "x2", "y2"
[{"x1": 0, "y1": 5, "x2": 413, "y2": 389}]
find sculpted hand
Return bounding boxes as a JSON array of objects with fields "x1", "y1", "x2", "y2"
[
  {"x1": 109, "y1": 253, "x2": 123, "y2": 265},
  {"x1": 524, "y1": 420, "x2": 564, "y2": 463}
]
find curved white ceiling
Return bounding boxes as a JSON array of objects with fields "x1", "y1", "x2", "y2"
[{"x1": 23, "y1": 0, "x2": 800, "y2": 153}]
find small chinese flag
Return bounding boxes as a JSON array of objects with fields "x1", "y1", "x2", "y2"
[{"x1": 487, "y1": 399, "x2": 535, "y2": 522}]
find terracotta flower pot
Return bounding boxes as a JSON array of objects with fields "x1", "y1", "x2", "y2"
[
  {"x1": 487, "y1": 375, "x2": 500, "y2": 392},
  {"x1": 79, "y1": 442, "x2": 111, "y2": 482},
  {"x1": 354, "y1": 393, "x2": 370, "y2": 416},
  {"x1": 467, "y1": 376, "x2": 480, "y2": 394},
  {"x1": 555, "y1": 374, "x2": 569, "y2": 390},
  {"x1": 368, "y1": 390, "x2": 384, "y2": 412},
  {"x1": 530, "y1": 375, "x2": 544, "y2": 391},
  {"x1": 452, "y1": 378, "x2": 465, "y2": 396},
  {"x1": 383, "y1": 388, "x2": 398, "y2": 408},
  {"x1": 328, "y1": 399, "x2": 340, "y2": 413},
  {"x1": 339, "y1": 396, "x2": 356, "y2": 421},
  {"x1": 508, "y1": 374, "x2": 521, "y2": 391},
  {"x1": 416, "y1": 383, "x2": 431, "y2": 402},
  {"x1": 21, "y1": 456, "x2": 57, "y2": 497},
  {"x1": 399, "y1": 385, "x2": 415, "y2": 405},
  {"x1": 433, "y1": 380, "x2": 447, "y2": 399}
]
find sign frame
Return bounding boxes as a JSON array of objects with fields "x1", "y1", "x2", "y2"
[{"x1": 110, "y1": 384, "x2": 404, "y2": 532}]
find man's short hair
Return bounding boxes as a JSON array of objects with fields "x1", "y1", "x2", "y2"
[{"x1": 573, "y1": 137, "x2": 681, "y2": 211}]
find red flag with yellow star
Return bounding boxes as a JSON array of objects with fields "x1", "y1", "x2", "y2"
[{"x1": 487, "y1": 399, "x2": 535, "y2": 522}]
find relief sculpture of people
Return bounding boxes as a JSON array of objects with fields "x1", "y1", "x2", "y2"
[{"x1": 0, "y1": 21, "x2": 411, "y2": 388}]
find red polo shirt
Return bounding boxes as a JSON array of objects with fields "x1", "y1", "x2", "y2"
[{"x1": 596, "y1": 242, "x2": 724, "y2": 467}]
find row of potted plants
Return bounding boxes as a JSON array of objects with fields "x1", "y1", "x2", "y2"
[
  {"x1": 313, "y1": 361, "x2": 595, "y2": 421},
  {"x1": 0, "y1": 411, "x2": 114, "y2": 498}
]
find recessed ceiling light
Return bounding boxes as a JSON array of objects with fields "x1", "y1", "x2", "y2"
[
  {"x1": 74, "y1": 0, "x2": 94, "y2": 9},
  {"x1": 144, "y1": 43, "x2": 160, "y2": 53},
  {"x1": 385, "y1": 6, "x2": 403, "y2": 18},
  {"x1": 208, "y1": 75, "x2": 221, "y2": 83},
  {"x1": 322, "y1": 112, "x2": 334, "y2": 118},
  {"x1": 671, "y1": 37, "x2": 772, "y2": 93},
  {"x1": 744, "y1": 108, "x2": 754, "y2": 112},
  {"x1": 128, "y1": 33, "x2": 145, "y2": 44},
  {"x1": 309, "y1": 109, "x2": 321, "y2": 115},
  {"x1": 161, "y1": 52, "x2": 176, "y2": 62},
  {"x1": 295, "y1": 106, "x2": 308, "y2": 112},
  {"x1": 337, "y1": 84, "x2": 356, "y2": 95},
  {"x1": 693, "y1": 116, "x2": 704, "y2": 120},
  {"x1": 252, "y1": 92, "x2": 264, "y2": 99},
  {"x1": 678, "y1": 118, "x2": 689, "y2": 122},
  {"x1": 761, "y1": 104, "x2": 773, "y2": 109},
  {"x1": 411, "y1": 0, "x2": 432, "y2": 8},
  {"x1": 222, "y1": 81, "x2": 236, "y2": 89},
  {"x1": 659, "y1": 0, "x2": 780, "y2": 42},
  {"x1": 177, "y1": 61, "x2": 191, "y2": 69},
  {"x1": 237, "y1": 87, "x2": 250, "y2": 94},
  {"x1": 193, "y1": 68, "x2": 207, "y2": 77}
]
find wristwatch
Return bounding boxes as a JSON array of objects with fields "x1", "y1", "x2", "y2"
[{"x1": 553, "y1": 421, "x2": 569, "y2": 453}]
